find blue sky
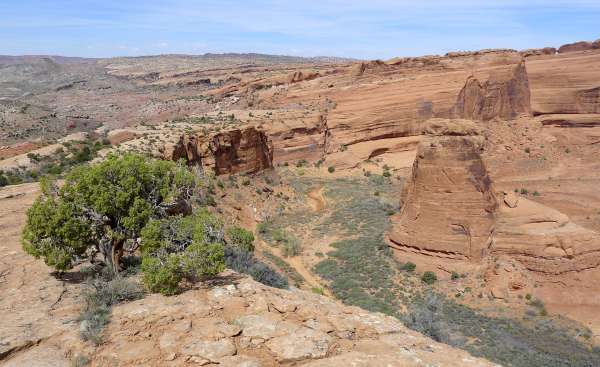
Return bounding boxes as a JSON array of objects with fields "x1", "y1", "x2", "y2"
[{"x1": 1, "y1": 0, "x2": 599, "y2": 59}]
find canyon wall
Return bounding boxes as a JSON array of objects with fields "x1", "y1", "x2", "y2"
[{"x1": 161, "y1": 126, "x2": 273, "y2": 175}]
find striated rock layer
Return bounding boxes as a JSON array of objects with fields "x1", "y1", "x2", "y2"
[
  {"x1": 387, "y1": 119, "x2": 497, "y2": 261},
  {"x1": 161, "y1": 126, "x2": 273, "y2": 175}
]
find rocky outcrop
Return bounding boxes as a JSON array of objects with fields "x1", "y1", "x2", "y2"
[
  {"x1": 558, "y1": 41, "x2": 597, "y2": 53},
  {"x1": 519, "y1": 47, "x2": 557, "y2": 57},
  {"x1": 78, "y1": 274, "x2": 498, "y2": 366},
  {"x1": 492, "y1": 193, "x2": 600, "y2": 275},
  {"x1": 351, "y1": 60, "x2": 390, "y2": 76},
  {"x1": 287, "y1": 70, "x2": 320, "y2": 83},
  {"x1": 161, "y1": 127, "x2": 273, "y2": 175},
  {"x1": 387, "y1": 119, "x2": 498, "y2": 261},
  {"x1": 451, "y1": 62, "x2": 531, "y2": 121}
]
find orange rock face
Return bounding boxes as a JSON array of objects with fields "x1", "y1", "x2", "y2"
[
  {"x1": 161, "y1": 127, "x2": 273, "y2": 175},
  {"x1": 387, "y1": 119, "x2": 497, "y2": 261},
  {"x1": 451, "y1": 62, "x2": 531, "y2": 121}
]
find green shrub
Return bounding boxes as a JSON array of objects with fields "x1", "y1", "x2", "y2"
[
  {"x1": 141, "y1": 254, "x2": 183, "y2": 295},
  {"x1": 451, "y1": 272, "x2": 460, "y2": 280},
  {"x1": 401, "y1": 262, "x2": 416, "y2": 272},
  {"x1": 227, "y1": 226, "x2": 255, "y2": 252},
  {"x1": 140, "y1": 210, "x2": 226, "y2": 295},
  {"x1": 328, "y1": 166, "x2": 335, "y2": 173},
  {"x1": 421, "y1": 271, "x2": 437, "y2": 285}
]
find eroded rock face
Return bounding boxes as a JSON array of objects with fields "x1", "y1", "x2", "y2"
[
  {"x1": 161, "y1": 127, "x2": 273, "y2": 175},
  {"x1": 451, "y1": 62, "x2": 531, "y2": 121},
  {"x1": 387, "y1": 119, "x2": 498, "y2": 261}
]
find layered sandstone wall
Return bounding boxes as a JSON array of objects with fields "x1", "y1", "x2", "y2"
[{"x1": 161, "y1": 126, "x2": 273, "y2": 175}]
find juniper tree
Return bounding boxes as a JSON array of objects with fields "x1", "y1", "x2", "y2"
[{"x1": 22, "y1": 153, "x2": 196, "y2": 273}]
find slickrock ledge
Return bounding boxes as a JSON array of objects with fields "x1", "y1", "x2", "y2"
[{"x1": 84, "y1": 273, "x2": 499, "y2": 366}]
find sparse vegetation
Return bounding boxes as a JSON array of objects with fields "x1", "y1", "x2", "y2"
[
  {"x1": 79, "y1": 274, "x2": 143, "y2": 344},
  {"x1": 226, "y1": 226, "x2": 255, "y2": 252},
  {"x1": 401, "y1": 262, "x2": 416, "y2": 273},
  {"x1": 421, "y1": 271, "x2": 437, "y2": 285}
]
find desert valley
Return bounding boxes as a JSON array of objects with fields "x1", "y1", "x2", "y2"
[{"x1": 2, "y1": 37, "x2": 600, "y2": 366}]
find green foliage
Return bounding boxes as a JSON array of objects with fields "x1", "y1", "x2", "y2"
[
  {"x1": 226, "y1": 226, "x2": 255, "y2": 252},
  {"x1": 401, "y1": 262, "x2": 416, "y2": 273},
  {"x1": 258, "y1": 224, "x2": 301, "y2": 257},
  {"x1": 3, "y1": 138, "x2": 112, "y2": 187},
  {"x1": 451, "y1": 271, "x2": 460, "y2": 280},
  {"x1": 22, "y1": 153, "x2": 196, "y2": 272},
  {"x1": 140, "y1": 210, "x2": 226, "y2": 295},
  {"x1": 328, "y1": 166, "x2": 335, "y2": 173},
  {"x1": 141, "y1": 255, "x2": 183, "y2": 295},
  {"x1": 311, "y1": 287, "x2": 325, "y2": 295},
  {"x1": 421, "y1": 271, "x2": 437, "y2": 285}
]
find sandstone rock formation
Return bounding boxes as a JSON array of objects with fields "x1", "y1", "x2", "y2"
[
  {"x1": 161, "y1": 127, "x2": 273, "y2": 175},
  {"x1": 287, "y1": 70, "x2": 320, "y2": 83},
  {"x1": 387, "y1": 119, "x2": 497, "y2": 261},
  {"x1": 526, "y1": 50, "x2": 600, "y2": 115},
  {"x1": 493, "y1": 193, "x2": 600, "y2": 275},
  {"x1": 519, "y1": 47, "x2": 557, "y2": 58},
  {"x1": 76, "y1": 274, "x2": 498, "y2": 366},
  {"x1": 351, "y1": 60, "x2": 390, "y2": 77},
  {"x1": 388, "y1": 118, "x2": 600, "y2": 275},
  {"x1": 558, "y1": 41, "x2": 596, "y2": 53},
  {"x1": 451, "y1": 62, "x2": 531, "y2": 121}
]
